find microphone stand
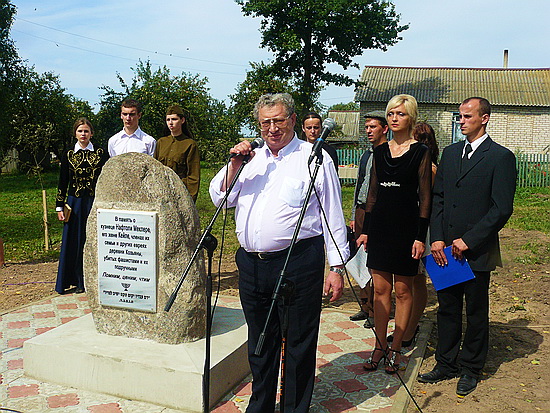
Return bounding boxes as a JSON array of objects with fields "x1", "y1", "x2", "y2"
[
  {"x1": 202, "y1": 233, "x2": 217, "y2": 413},
  {"x1": 165, "y1": 155, "x2": 252, "y2": 413},
  {"x1": 254, "y1": 151, "x2": 324, "y2": 413}
]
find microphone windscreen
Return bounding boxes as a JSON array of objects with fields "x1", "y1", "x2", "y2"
[
  {"x1": 322, "y1": 118, "x2": 336, "y2": 132},
  {"x1": 252, "y1": 137, "x2": 265, "y2": 149}
]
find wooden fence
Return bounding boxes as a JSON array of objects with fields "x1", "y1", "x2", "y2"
[
  {"x1": 336, "y1": 149, "x2": 362, "y2": 186},
  {"x1": 337, "y1": 148, "x2": 363, "y2": 167},
  {"x1": 337, "y1": 149, "x2": 550, "y2": 188},
  {"x1": 516, "y1": 153, "x2": 550, "y2": 187}
]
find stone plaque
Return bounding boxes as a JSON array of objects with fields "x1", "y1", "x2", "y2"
[
  {"x1": 97, "y1": 209, "x2": 157, "y2": 312},
  {"x1": 84, "y1": 153, "x2": 205, "y2": 344}
]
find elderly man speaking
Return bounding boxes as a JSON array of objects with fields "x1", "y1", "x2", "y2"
[{"x1": 210, "y1": 93, "x2": 349, "y2": 412}]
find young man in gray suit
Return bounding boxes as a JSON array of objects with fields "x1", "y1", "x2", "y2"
[{"x1": 418, "y1": 97, "x2": 516, "y2": 396}]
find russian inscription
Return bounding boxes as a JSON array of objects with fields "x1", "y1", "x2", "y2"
[{"x1": 97, "y1": 209, "x2": 157, "y2": 312}]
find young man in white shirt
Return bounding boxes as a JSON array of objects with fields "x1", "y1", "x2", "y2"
[{"x1": 108, "y1": 98, "x2": 156, "y2": 157}]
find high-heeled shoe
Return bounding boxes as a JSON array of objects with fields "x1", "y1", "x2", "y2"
[
  {"x1": 363, "y1": 347, "x2": 387, "y2": 371},
  {"x1": 387, "y1": 325, "x2": 419, "y2": 347},
  {"x1": 385, "y1": 348, "x2": 403, "y2": 374}
]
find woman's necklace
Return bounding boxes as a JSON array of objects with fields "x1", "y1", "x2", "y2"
[{"x1": 390, "y1": 138, "x2": 414, "y2": 157}]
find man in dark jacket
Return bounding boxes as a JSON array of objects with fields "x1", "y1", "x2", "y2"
[{"x1": 418, "y1": 97, "x2": 516, "y2": 397}]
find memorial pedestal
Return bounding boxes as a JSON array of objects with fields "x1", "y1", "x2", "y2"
[{"x1": 23, "y1": 305, "x2": 249, "y2": 411}]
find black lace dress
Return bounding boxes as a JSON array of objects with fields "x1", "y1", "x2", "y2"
[{"x1": 361, "y1": 142, "x2": 432, "y2": 276}]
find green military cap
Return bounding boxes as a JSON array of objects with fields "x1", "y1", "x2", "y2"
[{"x1": 166, "y1": 104, "x2": 184, "y2": 116}]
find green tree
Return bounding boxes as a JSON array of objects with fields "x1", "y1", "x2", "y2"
[
  {"x1": 0, "y1": 0, "x2": 22, "y2": 160},
  {"x1": 237, "y1": 0, "x2": 407, "y2": 112},
  {"x1": 96, "y1": 61, "x2": 241, "y2": 163},
  {"x1": 230, "y1": 61, "x2": 326, "y2": 134},
  {"x1": 230, "y1": 61, "x2": 298, "y2": 132},
  {"x1": 0, "y1": 1, "x2": 89, "y2": 167},
  {"x1": 10, "y1": 66, "x2": 93, "y2": 173},
  {"x1": 0, "y1": 0, "x2": 18, "y2": 78},
  {"x1": 328, "y1": 102, "x2": 360, "y2": 112}
]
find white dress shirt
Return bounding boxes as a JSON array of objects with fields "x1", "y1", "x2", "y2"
[
  {"x1": 210, "y1": 135, "x2": 349, "y2": 266},
  {"x1": 108, "y1": 127, "x2": 156, "y2": 157},
  {"x1": 75, "y1": 141, "x2": 94, "y2": 152},
  {"x1": 463, "y1": 133, "x2": 488, "y2": 158}
]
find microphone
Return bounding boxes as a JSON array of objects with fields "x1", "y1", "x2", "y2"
[
  {"x1": 308, "y1": 118, "x2": 336, "y2": 165},
  {"x1": 229, "y1": 137, "x2": 265, "y2": 159}
]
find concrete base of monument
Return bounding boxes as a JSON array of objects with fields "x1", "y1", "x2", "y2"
[{"x1": 23, "y1": 305, "x2": 249, "y2": 411}]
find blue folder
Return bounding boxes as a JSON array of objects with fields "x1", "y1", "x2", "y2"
[{"x1": 422, "y1": 246, "x2": 475, "y2": 291}]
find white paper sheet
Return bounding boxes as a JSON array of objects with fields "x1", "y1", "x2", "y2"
[{"x1": 345, "y1": 247, "x2": 371, "y2": 288}]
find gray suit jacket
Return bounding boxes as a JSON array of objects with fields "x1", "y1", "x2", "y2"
[{"x1": 430, "y1": 136, "x2": 516, "y2": 272}]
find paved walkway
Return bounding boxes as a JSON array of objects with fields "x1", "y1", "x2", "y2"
[{"x1": 0, "y1": 293, "x2": 428, "y2": 412}]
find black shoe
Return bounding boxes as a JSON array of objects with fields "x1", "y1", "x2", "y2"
[
  {"x1": 350, "y1": 310, "x2": 368, "y2": 321},
  {"x1": 388, "y1": 325, "x2": 419, "y2": 347},
  {"x1": 385, "y1": 348, "x2": 403, "y2": 374},
  {"x1": 418, "y1": 368, "x2": 457, "y2": 384},
  {"x1": 456, "y1": 374, "x2": 477, "y2": 396},
  {"x1": 363, "y1": 316, "x2": 375, "y2": 328},
  {"x1": 75, "y1": 287, "x2": 85, "y2": 294},
  {"x1": 363, "y1": 347, "x2": 387, "y2": 371}
]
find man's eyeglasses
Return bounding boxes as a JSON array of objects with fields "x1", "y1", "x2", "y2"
[{"x1": 259, "y1": 116, "x2": 290, "y2": 131}]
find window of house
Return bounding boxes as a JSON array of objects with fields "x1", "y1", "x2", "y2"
[{"x1": 452, "y1": 113, "x2": 466, "y2": 143}]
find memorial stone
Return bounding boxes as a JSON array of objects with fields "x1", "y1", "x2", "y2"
[{"x1": 84, "y1": 152, "x2": 206, "y2": 344}]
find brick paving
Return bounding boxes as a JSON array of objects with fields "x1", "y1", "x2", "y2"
[{"x1": 0, "y1": 294, "x2": 422, "y2": 412}]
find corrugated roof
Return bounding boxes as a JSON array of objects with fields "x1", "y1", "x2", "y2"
[
  {"x1": 328, "y1": 110, "x2": 360, "y2": 138},
  {"x1": 354, "y1": 66, "x2": 550, "y2": 107}
]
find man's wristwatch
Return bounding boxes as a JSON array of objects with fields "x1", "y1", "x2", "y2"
[{"x1": 330, "y1": 266, "x2": 345, "y2": 276}]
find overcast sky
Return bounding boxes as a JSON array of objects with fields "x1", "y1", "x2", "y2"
[{"x1": 11, "y1": 0, "x2": 550, "y2": 111}]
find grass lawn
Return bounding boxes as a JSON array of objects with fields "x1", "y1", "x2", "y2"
[
  {"x1": 506, "y1": 186, "x2": 550, "y2": 233},
  {"x1": 0, "y1": 171, "x2": 61, "y2": 262},
  {"x1": 0, "y1": 167, "x2": 547, "y2": 263}
]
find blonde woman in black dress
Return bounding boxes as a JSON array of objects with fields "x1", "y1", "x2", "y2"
[
  {"x1": 55, "y1": 118, "x2": 108, "y2": 294},
  {"x1": 356, "y1": 95, "x2": 432, "y2": 373}
]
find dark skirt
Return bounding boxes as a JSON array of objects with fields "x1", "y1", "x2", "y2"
[
  {"x1": 366, "y1": 204, "x2": 420, "y2": 276},
  {"x1": 55, "y1": 195, "x2": 94, "y2": 293}
]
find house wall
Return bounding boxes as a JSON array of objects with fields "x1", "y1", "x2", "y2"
[
  {"x1": 488, "y1": 107, "x2": 550, "y2": 154},
  {"x1": 359, "y1": 102, "x2": 550, "y2": 155}
]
